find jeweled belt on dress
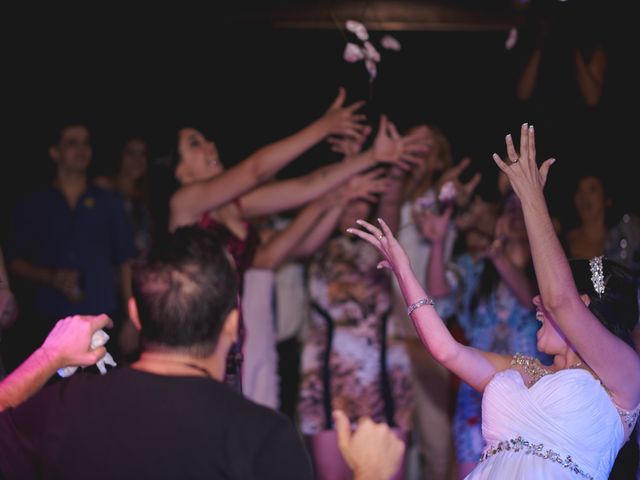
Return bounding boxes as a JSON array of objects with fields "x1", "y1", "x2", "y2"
[{"x1": 479, "y1": 436, "x2": 594, "y2": 480}]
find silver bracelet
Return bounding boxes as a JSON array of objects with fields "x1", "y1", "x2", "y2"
[{"x1": 407, "y1": 297, "x2": 434, "y2": 316}]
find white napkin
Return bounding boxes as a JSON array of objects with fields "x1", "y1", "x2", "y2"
[{"x1": 57, "y1": 329, "x2": 117, "y2": 377}]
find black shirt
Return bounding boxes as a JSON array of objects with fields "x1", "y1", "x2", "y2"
[{"x1": 0, "y1": 367, "x2": 313, "y2": 480}]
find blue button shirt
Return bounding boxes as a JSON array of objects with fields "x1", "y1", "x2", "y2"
[{"x1": 4, "y1": 185, "x2": 136, "y2": 318}]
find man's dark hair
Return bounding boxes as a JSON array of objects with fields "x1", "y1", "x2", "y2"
[
  {"x1": 48, "y1": 117, "x2": 92, "y2": 147},
  {"x1": 132, "y1": 226, "x2": 238, "y2": 357}
]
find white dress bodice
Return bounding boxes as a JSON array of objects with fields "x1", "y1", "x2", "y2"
[{"x1": 466, "y1": 367, "x2": 637, "y2": 480}]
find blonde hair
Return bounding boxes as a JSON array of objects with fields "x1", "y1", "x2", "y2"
[{"x1": 405, "y1": 124, "x2": 453, "y2": 201}]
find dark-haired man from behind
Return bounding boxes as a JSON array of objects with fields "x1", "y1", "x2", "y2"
[{"x1": 0, "y1": 227, "x2": 314, "y2": 479}]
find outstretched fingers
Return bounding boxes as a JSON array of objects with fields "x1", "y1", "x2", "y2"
[
  {"x1": 464, "y1": 172, "x2": 482, "y2": 195},
  {"x1": 445, "y1": 156, "x2": 472, "y2": 181},
  {"x1": 356, "y1": 219, "x2": 383, "y2": 239},
  {"x1": 387, "y1": 119, "x2": 401, "y2": 140},
  {"x1": 346, "y1": 225, "x2": 378, "y2": 245},
  {"x1": 519, "y1": 123, "x2": 529, "y2": 163},
  {"x1": 376, "y1": 217, "x2": 394, "y2": 238},
  {"x1": 505, "y1": 134, "x2": 519, "y2": 164},
  {"x1": 346, "y1": 100, "x2": 367, "y2": 113},
  {"x1": 329, "y1": 86, "x2": 347, "y2": 110},
  {"x1": 492, "y1": 152, "x2": 511, "y2": 174},
  {"x1": 539, "y1": 157, "x2": 556, "y2": 187},
  {"x1": 333, "y1": 410, "x2": 353, "y2": 456},
  {"x1": 528, "y1": 124, "x2": 536, "y2": 166}
]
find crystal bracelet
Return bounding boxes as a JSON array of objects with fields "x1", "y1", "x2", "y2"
[{"x1": 407, "y1": 297, "x2": 435, "y2": 316}]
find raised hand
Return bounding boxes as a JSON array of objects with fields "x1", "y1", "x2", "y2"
[
  {"x1": 373, "y1": 115, "x2": 429, "y2": 171},
  {"x1": 437, "y1": 157, "x2": 482, "y2": 209},
  {"x1": 415, "y1": 205, "x2": 454, "y2": 245},
  {"x1": 342, "y1": 168, "x2": 390, "y2": 204},
  {"x1": 492, "y1": 123, "x2": 555, "y2": 201},
  {"x1": 327, "y1": 125, "x2": 373, "y2": 157},
  {"x1": 346, "y1": 217, "x2": 411, "y2": 273},
  {"x1": 453, "y1": 195, "x2": 497, "y2": 235},
  {"x1": 321, "y1": 87, "x2": 369, "y2": 142}
]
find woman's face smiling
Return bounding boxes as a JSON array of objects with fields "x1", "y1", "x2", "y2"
[
  {"x1": 174, "y1": 128, "x2": 222, "y2": 185},
  {"x1": 532, "y1": 295, "x2": 571, "y2": 355}
]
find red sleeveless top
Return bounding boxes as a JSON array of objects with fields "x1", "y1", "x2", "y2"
[{"x1": 197, "y1": 203, "x2": 261, "y2": 392}]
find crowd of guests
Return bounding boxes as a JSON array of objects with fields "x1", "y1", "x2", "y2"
[
  {"x1": 0, "y1": 91, "x2": 637, "y2": 478},
  {"x1": 0, "y1": 4, "x2": 638, "y2": 472}
]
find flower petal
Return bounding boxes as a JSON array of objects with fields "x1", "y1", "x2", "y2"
[
  {"x1": 344, "y1": 42, "x2": 365, "y2": 63},
  {"x1": 381, "y1": 34, "x2": 401, "y2": 51},
  {"x1": 346, "y1": 19, "x2": 369, "y2": 41}
]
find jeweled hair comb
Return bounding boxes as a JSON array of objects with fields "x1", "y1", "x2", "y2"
[{"x1": 589, "y1": 255, "x2": 605, "y2": 297}]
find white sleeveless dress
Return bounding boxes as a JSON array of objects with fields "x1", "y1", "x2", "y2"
[{"x1": 466, "y1": 366, "x2": 640, "y2": 480}]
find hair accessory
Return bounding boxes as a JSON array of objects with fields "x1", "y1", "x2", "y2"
[
  {"x1": 589, "y1": 255, "x2": 605, "y2": 297},
  {"x1": 407, "y1": 297, "x2": 434, "y2": 316}
]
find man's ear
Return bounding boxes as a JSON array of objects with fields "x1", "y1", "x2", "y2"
[
  {"x1": 128, "y1": 297, "x2": 142, "y2": 332},
  {"x1": 222, "y1": 308, "x2": 239, "y2": 343}
]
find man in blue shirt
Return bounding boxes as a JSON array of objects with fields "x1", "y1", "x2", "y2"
[{"x1": 3, "y1": 121, "x2": 136, "y2": 361}]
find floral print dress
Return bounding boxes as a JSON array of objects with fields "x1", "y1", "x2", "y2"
[
  {"x1": 437, "y1": 253, "x2": 549, "y2": 464},
  {"x1": 297, "y1": 236, "x2": 413, "y2": 435}
]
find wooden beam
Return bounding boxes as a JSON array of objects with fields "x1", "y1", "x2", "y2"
[{"x1": 225, "y1": 1, "x2": 525, "y2": 32}]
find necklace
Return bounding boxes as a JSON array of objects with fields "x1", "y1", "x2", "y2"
[
  {"x1": 181, "y1": 363, "x2": 213, "y2": 379},
  {"x1": 134, "y1": 359, "x2": 213, "y2": 379},
  {"x1": 511, "y1": 353, "x2": 583, "y2": 387}
]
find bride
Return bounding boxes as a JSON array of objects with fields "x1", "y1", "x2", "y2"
[{"x1": 348, "y1": 123, "x2": 640, "y2": 479}]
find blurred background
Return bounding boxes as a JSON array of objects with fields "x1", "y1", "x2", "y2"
[{"x1": 2, "y1": 0, "x2": 635, "y2": 237}]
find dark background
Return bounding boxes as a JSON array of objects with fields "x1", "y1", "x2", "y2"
[{"x1": 1, "y1": 1, "x2": 635, "y2": 240}]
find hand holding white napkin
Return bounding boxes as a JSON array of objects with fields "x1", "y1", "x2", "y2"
[{"x1": 57, "y1": 329, "x2": 116, "y2": 377}]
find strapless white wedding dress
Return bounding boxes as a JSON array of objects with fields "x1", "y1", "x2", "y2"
[{"x1": 466, "y1": 366, "x2": 639, "y2": 480}]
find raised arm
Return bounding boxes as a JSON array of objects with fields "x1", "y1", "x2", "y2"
[
  {"x1": 251, "y1": 200, "x2": 332, "y2": 270},
  {"x1": 239, "y1": 148, "x2": 376, "y2": 218},
  {"x1": 483, "y1": 203, "x2": 536, "y2": 307},
  {"x1": 487, "y1": 245, "x2": 535, "y2": 308},
  {"x1": 348, "y1": 218, "x2": 511, "y2": 392},
  {"x1": 291, "y1": 169, "x2": 390, "y2": 259},
  {"x1": 418, "y1": 205, "x2": 455, "y2": 299},
  {"x1": 170, "y1": 88, "x2": 368, "y2": 229},
  {"x1": 238, "y1": 115, "x2": 426, "y2": 218},
  {"x1": 492, "y1": 124, "x2": 640, "y2": 407},
  {"x1": 374, "y1": 119, "x2": 430, "y2": 233},
  {"x1": 516, "y1": 48, "x2": 542, "y2": 102},
  {"x1": 574, "y1": 45, "x2": 606, "y2": 107}
]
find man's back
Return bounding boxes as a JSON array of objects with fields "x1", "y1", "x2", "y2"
[{"x1": 0, "y1": 367, "x2": 313, "y2": 480}]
